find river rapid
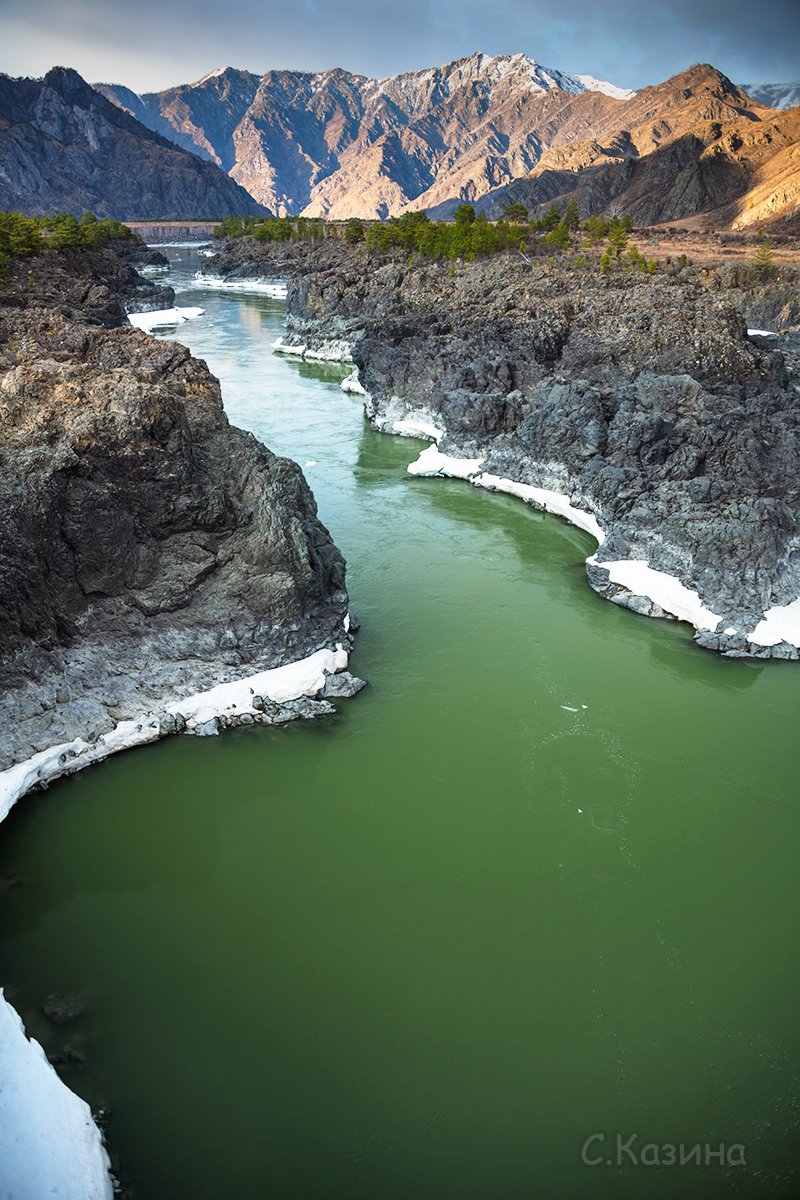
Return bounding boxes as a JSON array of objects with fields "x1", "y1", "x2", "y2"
[{"x1": 0, "y1": 247, "x2": 798, "y2": 1199}]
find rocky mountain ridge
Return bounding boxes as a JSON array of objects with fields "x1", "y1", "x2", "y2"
[
  {"x1": 97, "y1": 55, "x2": 800, "y2": 228},
  {"x1": 0, "y1": 67, "x2": 266, "y2": 219},
  {"x1": 740, "y1": 82, "x2": 800, "y2": 110}
]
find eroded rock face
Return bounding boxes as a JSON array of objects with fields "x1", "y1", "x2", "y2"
[
  {"x1": 0, "y1": 67, "x2": 266, "y2": 220},
  {"x1": 0, "y1": 250, "x2": 348, "y2": 769},
  {"x1": 211, "y1": 237, "x2": 800, "y2": 656}
]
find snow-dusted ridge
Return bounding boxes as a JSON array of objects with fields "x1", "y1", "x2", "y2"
[{"x1": 571, "y1": 73, "x2": 635, "y2": 100}]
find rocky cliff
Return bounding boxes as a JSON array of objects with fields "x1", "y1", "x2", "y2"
[
  {"x1": 207, "y1": 236, "x2": 800, "y2": 658},
  {"x1": 0, "y1": 67, "x2": 266, "y2": 219},
  {"x1": 0, "y1": 247, "x2": 351, "y2": 774},
  {"x1": 98, "y1": 56, "x2": 800, "y2": 228}
]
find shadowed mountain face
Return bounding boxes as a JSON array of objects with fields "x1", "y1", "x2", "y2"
[{"x1": 0, "y1": 67, "x2": 266, "y2": 219}]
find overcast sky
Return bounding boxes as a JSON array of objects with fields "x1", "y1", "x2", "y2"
[{"x1": 1, "y1": 0, "x2": 797, "y2": 93}]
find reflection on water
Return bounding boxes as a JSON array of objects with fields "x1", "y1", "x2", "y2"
[{"x1": 0, "y1": 249, "x2": 798, "y2": 1200}]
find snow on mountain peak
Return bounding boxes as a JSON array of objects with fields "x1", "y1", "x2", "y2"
[
  {"x1": 192, "y1": 67, "x2": 228, "y2": 87},
  {"x1": 572, "y1": 74, "x2": 636, "y2": 100}
]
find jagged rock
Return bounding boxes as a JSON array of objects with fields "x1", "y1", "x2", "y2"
[
  {"x1": 0, "y1": 248, "x2": 349, "y2": 771},
  {"x1": 0, "y1": 67, "x2": 266, "y2": 219},
  {"x1": 192, "y1": 720, "x2": 220, "y2": 738},
  {"x1": 320, "y1": 671, "x2": 367, "y2": 699}
]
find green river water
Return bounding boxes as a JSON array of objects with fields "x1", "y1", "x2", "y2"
[{"x1": 1, "y1": 247, "x2": 798, "y2": 1199}]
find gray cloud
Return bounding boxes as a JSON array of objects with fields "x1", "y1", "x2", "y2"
[{"x1": 0, "y1": 0, "x2": 798, "y2": 93}]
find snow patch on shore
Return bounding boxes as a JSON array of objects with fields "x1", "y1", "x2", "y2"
[
  {"x1": 0, "y1": 647, "x2": 349, "y2": 821},
  {"x1": 272, "y1": 337, "x2": 307, "y2": 357},
  {"x1": 747, "y1": 328, "x2": 778, "y2": 337},
  {"x1": 407, "y1": 443, "x2": 484, "y2": 479},
  {"x1": 475, "y1": 472, "x2": 606, "y2": 545},
  {"x1": 393, "y1": 416, "x2": 444, "y2": 441},
  {"x1": 0, "y1": 991, "x2": 113, "y2": 1199},
  {"x1": 748, "y1": 597, "x2": 800, "y2": 647},
  {"x1": 589, "y1": 557, "x2": 723, "y2": 630},
  {"x1": 128, "y1": 306, "x2": 204, "y2": 331},
  {"x1": 305, "y1": 341, "x2": 355, "y2": 363},
  {"x1": 195, "y1": 274, "x2": 288, "y2": 298},
  {"x1": 341, "y1": 369, "x2": 367, "y2": 395},
  {"x1": 165, "y1": 645, "x2": 348, "y2": 729},
  {"x1": 272, "y1": 336, "x2": 354, "y2": 363}
]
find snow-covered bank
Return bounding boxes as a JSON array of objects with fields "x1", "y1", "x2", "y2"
[
  {"x1": 402, "y1": 438, "x2": 735, "y2": 639},
  {"x1": 195, "y1": 274, "x2": 287, "y2": 298},
  {"x1": 164, "y1": 644, "x2": 349, "y2": 730},
  {"x1": 405, "y1": 443, "x2": 605, "y2": 541},
  {"x1": 0, "y1": 639, "x2": 354, "y2": 1200},
  {"x1": 0, "y1": 644, "x2": 351, "y2": 821},
  {"x1": 0, "y1": 993, "x2": 113, "y2": 1200},
  {"x1": 587, "y1": 556, "x2": 723, "y2": 630},
  {"x1": 272, "y1": 336, "x2": 354, "y2": 363},
  {"x1": 127, "y1": 306, "x2": 204, "y2": 331},
  {"x1": 475, "y1": 472, "x2": 606, "y2": 545},
  {"x1": 748, "y1": 597, "x2": 800, "y2": 647},
  {"x1": 341, "y1": 369, "x2": 367, "y2": 396}
]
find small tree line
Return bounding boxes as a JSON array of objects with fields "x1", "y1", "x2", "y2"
[
  {"x1": 216, "y1": 204, "x2": 781, "y2": 280},
  {"x1": 0, "y1": 211, "x2": 132, "y2": 274}
]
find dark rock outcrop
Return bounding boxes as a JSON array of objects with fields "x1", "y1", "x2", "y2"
[
  {"x1": 0, "y1": 67, "x2": 267, "y2": 219},
  {"x1": 210, "y1": 236, "x2": 800, "y2": 657},
  {"x1": 0, "y1": 248, "x2": 349, "y2": 770}
]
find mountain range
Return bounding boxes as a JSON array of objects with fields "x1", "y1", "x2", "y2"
[
  {"x1": 0, "y1": 55, "x2": 797, "y2": 229},
  {"x1": 0, "y1": 67, "x2": 265, "y2": 219},
  {"x1": 95, "y1": 54, "x2": 636, "y2": 218},
  {"x1": 741, "y1": 82, "x2": 800, "y2": 110},
  {"x1": 96, "y1": 53, "x2": 800, "y2": 228}
]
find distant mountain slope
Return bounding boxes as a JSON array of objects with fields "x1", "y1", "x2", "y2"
[
  {"x1": 739, "y1": 82, "x2": 800, "y2": 110},
  {"x1": 0, "y1": 67, "x2": 266, "y2": 219},
  {"x1": 97, "y1": 52, "x2": 636, "y2": 219},
  {"x1": 487, "y1": 65, "x2": 800, "y2": 230}
]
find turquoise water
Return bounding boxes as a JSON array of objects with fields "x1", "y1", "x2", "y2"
[{"x1": 0, "y1": 248, "x2": 798, "y2": 1198}]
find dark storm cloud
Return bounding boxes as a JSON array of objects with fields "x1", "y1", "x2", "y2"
[{"x1": 0, "y1": 0, "x2": 797, "y2": 92}]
